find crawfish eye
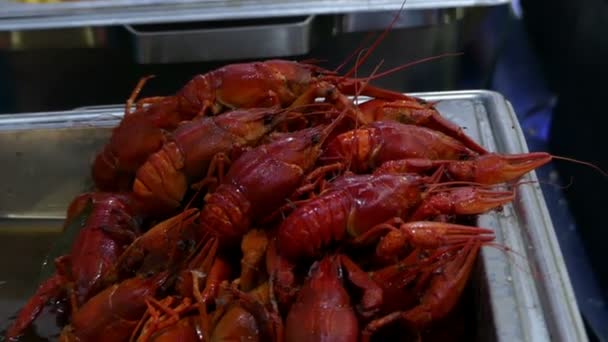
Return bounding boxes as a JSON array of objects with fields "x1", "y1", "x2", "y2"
[
  {"x1": 311, "y1": 134, "x2": 321, "y2": 144},
  {"x1": 416, "y1": 98, "x2": 428, "y2": 105}
]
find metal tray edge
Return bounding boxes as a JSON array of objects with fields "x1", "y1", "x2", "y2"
[{"x1": 486, "y1": 91, "x2": 588, "y2": 342}]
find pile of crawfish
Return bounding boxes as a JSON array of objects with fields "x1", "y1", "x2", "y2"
[{"x1": 5, "y1": 57, "x2": 553, "y2": 342}]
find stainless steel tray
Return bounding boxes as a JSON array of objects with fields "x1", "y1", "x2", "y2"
[
  {"x1": 125, "y1": 9, "x2": 460, "y2": 64},
  {"x1": 0, "y1": 0, "x2": 510, "y2": 31},
  {"x1": 127, "y1": 15, "x2": 326, "y2": 64},
  {"x1": 0, "y1": 90, "x2": 585, "y2": 341}
]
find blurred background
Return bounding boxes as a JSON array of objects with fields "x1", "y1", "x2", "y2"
[{"x1": 0, "y1": 0, "x2": 605, "y2": 340}]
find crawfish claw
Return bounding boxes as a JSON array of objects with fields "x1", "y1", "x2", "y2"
[
  {"x1": 403, "y1": 240, "x2": 482, "y2": 328},
  {"x1": 411, "y1": 186, "x2": 514, "y2": 221},
  {"x1": 375, "y1": 221, "x2": 494, "y2": 254},
  {"x1": 447, "y1": 152, "x2": 552, "y2": 185}
]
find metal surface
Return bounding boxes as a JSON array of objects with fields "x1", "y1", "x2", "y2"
[
  {"x1": 0, "y1": 0, "x2": 510, "y2": 31},
  {"x1": 127, "y1": 15, "x2": 325, "y2": 64},
  {"x1": 0, "y1": 89, "x2": 585, "y2": 341},
  {"x1": 339, "y1": 7, "x2": 465, "y2": 32}
]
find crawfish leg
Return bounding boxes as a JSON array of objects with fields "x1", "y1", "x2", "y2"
[
  {"x1": 266, "y1": 239, "x2": 297, "y2": 311},
  {"x1": 191, "y1": 152, "x2": 231, "y2": 192},
  {"x1": 410, "y1": 106, "x2": 488, "y2": 155},
  {"x1": 339, "y1": 254, "x2": 382, "y2": 318},
  {"x1": 374, "y1": 158, "x2": 437, "y2": 175},
  {"x1": 200, "y1": 257, "x2": 232, "y2": 303},
  {"x1": 289, "y1": 81, "x2": 361, "y2": 123},
  {"x1": 5, "y1": 274, "x2": 66, "y2": 340},
  {"x1": 288, "y1": 162, "x2": 345, "y2": 200},
  {"x1": 135, "y1": 96, "x2": 166, "y2": 111},
  {"x1": 100, "y1": 225, "x2": 139, "y2": 245},
  {"x1": 175, "y1": 237, "x2": 218, "y2": 298},
  {"x1": 361, "y1": 311, "x2": 403, "y2": 342},
  {"x1": 425, "y1": 111, "x2": 488, "y2": 155},
  {"x1": 262, "y1": 162, "x2": 345, "y2": 223},
  {"x1": 126, "y1": 75, "x2": 156, "y2": 115},
  {"x1": 349, "y1": 217, "x2": 404, "y2": 247},
  {"x1": 222, "y1": 283, "x2": 284, "y2": 342},
  {"x1": 240, "y1": 229, "x2": 269, "y2": 292}
]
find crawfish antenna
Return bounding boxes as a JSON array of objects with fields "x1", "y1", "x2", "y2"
[
  {"x1": 334, "y1": 31, "x2": 377, "y2": 73},
  {"x1": 344, "y1": 0, "x2": 409, "y2": 78},
  {"x1": 364, "y1": 52, "x2": 464, "y2": 81},
  {"x1": 551, "y1": 155, "x2": 608, "y2": 178}
]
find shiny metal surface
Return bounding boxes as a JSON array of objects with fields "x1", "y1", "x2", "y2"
[
  {"x1": 0, "y1": 0, "x2": 510, "y2": 31},
  {"x1": 0, "y1": 89, "x2": 584, "y2": 341},
  {"x1": 339, "y1": 8, "x2": 465, "y2": 32},
  {"x1": 127, "y1": 16, "x2": 326, "y2": 64}
]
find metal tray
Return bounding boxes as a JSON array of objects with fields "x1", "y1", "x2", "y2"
[
  {"x1": 125, "y1": 9, "x2": 460, "y2": 64},
  {"x1": 127, "y1": 15, "x2": 327, "y2": 64},
  {"x1": 0, "y1": 0, "x2": 510, "y2": 31},
  {"x1": 0, "y1": 90, "x2": 585, "y2": 341}
]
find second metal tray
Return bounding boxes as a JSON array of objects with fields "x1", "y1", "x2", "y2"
[
  {"x1": 126, "y1": 15, "x2": 326, "y2": 64},
  {"x1": 0, "y1": 0, "x2": 511, "y2": 31},
  {"x1": 0, "y1": 90, "x2": 585, "y2": 342}
]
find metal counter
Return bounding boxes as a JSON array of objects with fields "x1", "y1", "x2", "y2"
[{"x1": 0, "y1": 90, "x2": 586, "y2": 341}]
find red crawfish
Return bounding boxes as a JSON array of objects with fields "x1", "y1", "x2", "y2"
[
  {"x1": 58, "y1": 271, "x2": 170, "y2": 342},
  {"x1": 320, "y1": 120, "x2": 551, "y2": 183},
  {"x1": 92, "y1": 76, "x2": 200, "y2": 192},
  {"x1": 348, "y1": 221, "x2": 494, "y2": 316},
  {"x1": 319, "y1": 121, "x2": 477, "y2": 173},
  {"x1": 356, "y1": 98, "x2": 489, "y2": 154},
  {"x1": 93, "y1": 59, "x2": 408, "y2": 192},
  {"x1": 62, "y1": 236, "x2": 223, "y2": 342},
  {"x1": 285, "y1": 254, "x2": 382, "y2": 342},
  {"x1": 198, "y1": 108, "x2": 347, "y2": 247},
  {"x1": 375, "y1": 152, "x2": 552, "y2": 186},
  {"x1": 101, "y1": 208, "x2": 200, "y2": 285},
  {"x1": 362, "y1": 240, "x2": 485, "y2": 340},
  {"x1": 109, "y1": 213, "x2": 229, "y2": 308},
  {"x1": 277, "y1": 173, "x2": 512, "y2": 262},
  {"x1": 134, "y1": 282, "x2": 281, "y2": 342},
  {"x1": 132, "y1": 106, "x2": 289, "y2": 209},
  {"x1": 5, "y1": 192, "x2": 144, "y2": 341}
]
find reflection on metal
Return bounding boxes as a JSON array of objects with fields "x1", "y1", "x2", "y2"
[
  {"x1": 339, "y1": 8, "x2": 460, "y2": 32},
  {"x1": 3, "y1": 27, "x2": 105, "y2": 49}
]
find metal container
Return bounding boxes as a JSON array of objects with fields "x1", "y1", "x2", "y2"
[
  {"x1": 125, "y1": 9, "x2": 460, "y2": 64},
  {"x1": 126, "y1": 15, "x2": 331, "y2": 64},
  {"x1": 0, "y1": 0, "x2": 510, "y2": 31},
  {"x1": 0, "y1": 90, "x2": 586, "y2": 341}
]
